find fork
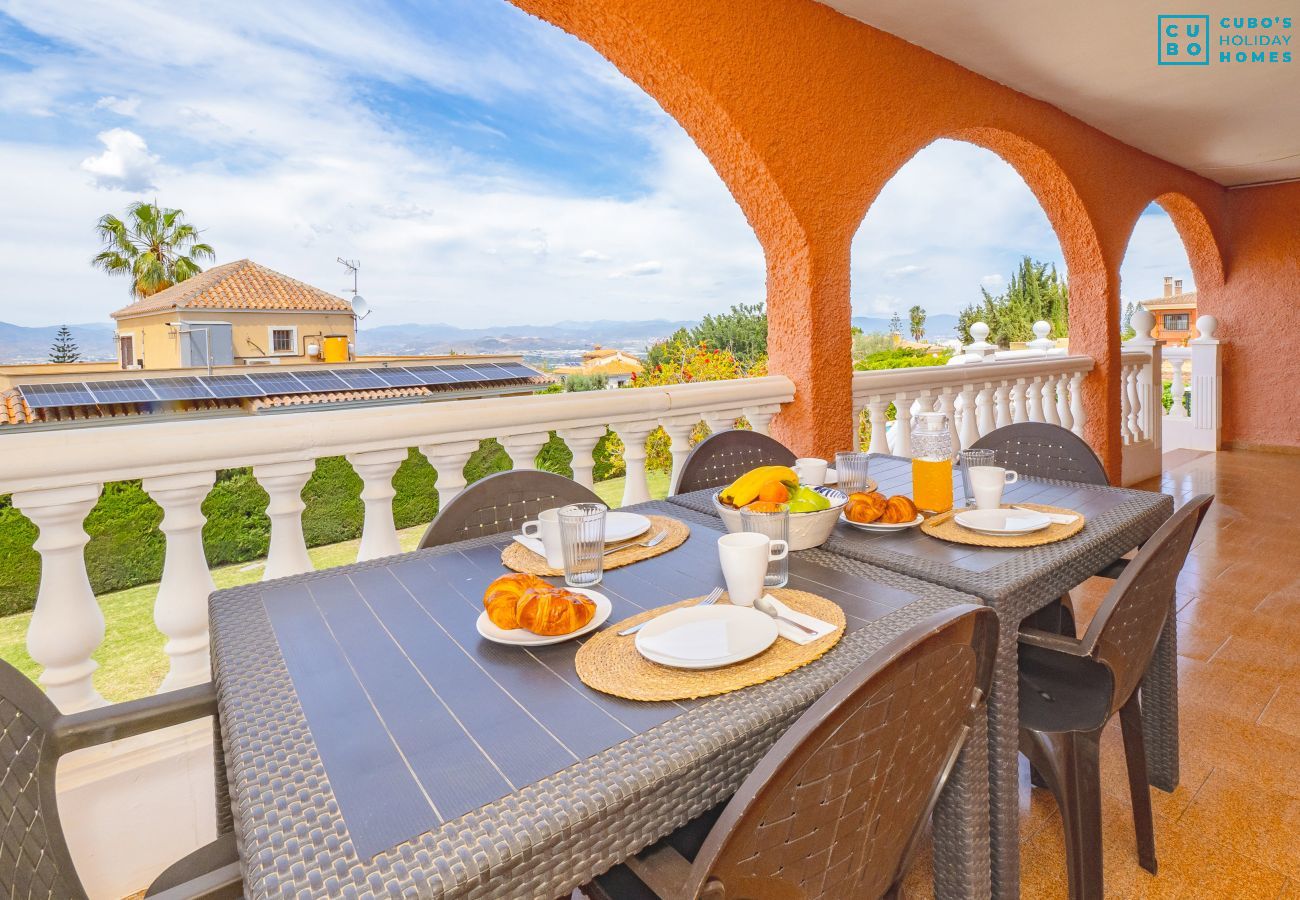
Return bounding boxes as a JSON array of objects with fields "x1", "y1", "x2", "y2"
[
  {"x1": 604, "y1": 529, "x2": 668, "y2": 555},
  {"x1": 619, "y1": 586, "x2": 723, "y2": 636}
]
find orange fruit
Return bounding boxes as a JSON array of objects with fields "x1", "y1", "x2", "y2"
[
  {"x1": 756, "y1": 481, "x2": 790, "y2": 503},
  {"x1": 746, "y1": 500, "x2": 787, "y2": 513}
]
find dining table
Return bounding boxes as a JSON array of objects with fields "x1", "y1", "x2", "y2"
[
  {"x1": 667, "y1": 453, "x2": 1175, "y2": 899},
  {"x1": 208, "y1": 500, "x2": 995, "y2": 899}
]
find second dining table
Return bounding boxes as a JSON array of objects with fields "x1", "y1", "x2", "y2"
[
  {"x1": 668, "y1": 452, "x2": 1175, "y2": 898},
  {"x1": 209, "y1": 500, "x2": 996, "y2": 899}
]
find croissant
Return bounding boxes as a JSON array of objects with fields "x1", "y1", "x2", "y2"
[
  {"x1": 844, "y1": 491, "x2": 887, "y2": 524},
  {"x1": 881, "y1": 495, "x2": 919, "y2": 524},
  {"x1": 483, "y1": 573, "x2": 547, "y2": 630},
  {"x1": 517, "y1": 585, "x2": 597, "y2": 636}
]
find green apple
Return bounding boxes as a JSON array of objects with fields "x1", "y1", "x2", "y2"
[{"x1": 787, "y1": 486, "x2": 831, "y2": 513}]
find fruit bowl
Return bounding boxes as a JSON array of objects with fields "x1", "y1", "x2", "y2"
[{"x1": 713, "y1": 487, "x2": 848, "y2": 551}]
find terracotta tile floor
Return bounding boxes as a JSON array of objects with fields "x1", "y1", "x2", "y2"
[{"x1": 905, "y1": 448, "x2": 1300, "y2": 898}]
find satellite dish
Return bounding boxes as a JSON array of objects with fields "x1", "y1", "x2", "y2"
[{"x1": 350, "y1": 295, "x2": 371, "y2": 319}]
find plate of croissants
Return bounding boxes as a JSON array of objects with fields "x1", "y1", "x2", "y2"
[
  {"x1": 478, "y1": 573, "x2": 611, "y2": 646},
  {"x1": 840, "y1": 491, "x2": 924, "y2": 532}
]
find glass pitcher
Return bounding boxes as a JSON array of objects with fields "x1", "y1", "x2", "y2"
[{"x1": 911, "y1": 412, "x2": 954, "y2": 514}]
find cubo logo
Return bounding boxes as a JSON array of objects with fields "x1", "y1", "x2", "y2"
[{"x1": 1159, "y1": 15, "x2": 1211, "y2": 64}]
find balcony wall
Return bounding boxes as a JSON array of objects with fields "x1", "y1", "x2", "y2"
[{"x1": 507, "y1": 0, "x2": 1300, "y2": 475}]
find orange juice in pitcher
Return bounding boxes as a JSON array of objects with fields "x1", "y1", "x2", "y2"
[{"x1": 911, "y1": 412, "x2": 954, "y2": 513}]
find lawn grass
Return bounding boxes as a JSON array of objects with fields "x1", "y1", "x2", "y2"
[{"x1": 0, "y1": 471, "x2": 674, "y2": 703}]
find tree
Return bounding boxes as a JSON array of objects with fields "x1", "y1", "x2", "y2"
[
  {"x1": 956, "y1": 257, "x2": 1069, "y2": 346},
  {"x1": 888, "y1": 312, "x2": 903, "y2": 336},
  {"x1": 908, "y1": 305, "x2": 926, "y2": 342},
  {"x1": 48, "y1": 325, "x2": 81, "y2": 363},
  {"x1": 92, "y1": 201, "x2": 215, "y2": 298},
  {"x1": 1121, "y1": 302, "x2": 1137, "y2": 340}
]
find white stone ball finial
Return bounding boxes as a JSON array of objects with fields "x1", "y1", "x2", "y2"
[
  {"x1": 1194, "y1": 314, "x2": 1218, "y2": 342},
  {"x1": 1027, "y1": 321, "x2": 1055, "y2": 352},
  {"x1": 1033, "y1": 320, "x2": 1051, "y2": 340},
  {"x1": 1131, "y1": 307, "x2": 1155, "y2": 340},
  {"x1": 970, "y1": 321, "x2": 989, "y2": 342}
]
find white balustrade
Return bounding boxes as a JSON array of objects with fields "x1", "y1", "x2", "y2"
[
  {"x1": 1168, "y1": 354, "x2": 1189, "y2": 418},
  {"x1": 420, "y1": 440, "x2": 480, "y2": 506},
  {"x1": 742, "y1": 404, "x2": 781, "y2": 436},
  {"x1": 555, "y1": 426, "x2": 607, "y2": 490},
  {"x1": 347, "y1": 448, "x2": 408, "y2": 561},
  {"x1": 499, "y1": 432, "x2": 550, "y2": 471},
  {"x1": 255, "y1": 460, "x2": 316, "y2": 580},
  {"x1": 11, "y1": 484, "x2": 107, "y2": 712},
  {"x1": 143, "y1": 471, "x2": 217, "y2": 690},
  {"x1": 1119, "y1": 308, "x2": 1163, "y2": 485},
  {"x1": 1161, "y1": 315, "x2": 1223, "y2": 452},
  {"x1": 612, "y1": 421, "x2": 659, "y2": 506}
]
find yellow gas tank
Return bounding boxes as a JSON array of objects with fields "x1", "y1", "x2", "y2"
[{"x1": 322, "y1": 335, "x2": 351, "y2": 363}]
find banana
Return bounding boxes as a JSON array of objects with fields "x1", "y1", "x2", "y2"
[{"x1": 718, "y1": 465, "x2": 800, "y2": 507}]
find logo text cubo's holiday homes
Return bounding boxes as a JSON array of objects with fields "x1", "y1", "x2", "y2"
[{"x1": 1158, "y1": 14, "x2": 1293, "y2": 65}]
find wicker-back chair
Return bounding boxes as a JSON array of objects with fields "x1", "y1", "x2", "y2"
[
  {"x1": 586, "y1": 605, "x2": 997, "y2": 900},
  {"x1": 1017, "y1": 494, "x2": 1213, "y2": 899},
  {"x1": 969, "y1": 422, "x2": 1109, "y2": 486},
  {"x1": 673, "y1": 430, "x2": 796, "y2": 495},
  {"x1": 0, "y1": 661, "x2": 240, "y2": 898},
  {"x1": 418, "y1": 469, "x2": 602, "y2": 549}
]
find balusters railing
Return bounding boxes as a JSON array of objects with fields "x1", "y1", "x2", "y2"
[
  {"x1": 420, "y1": 440, "x2": 480, "y2": 505},
  {"x1": 254, "y1": 460, "x2": 317, "y2": 581},
  {"x1": 348, "y1": 448, "x2": 407, "y2": 561},
  {"x1": 1169, "y1": 356, "x2": 1189, "y2": 418},
  {"x1": 866, "y1": 399, "x2": 891, "y2": 455},
  {"x1": 499, "y1": 432, "x2": 549, "y2": 471},
  {"x1": 557, "y1": 426, "x2": 607, "y2": 489},
  {"x1": 611, "y1": 421, "x2": 659, "y2": 506}
]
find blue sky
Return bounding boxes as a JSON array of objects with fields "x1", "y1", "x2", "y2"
[{"x1": 0, "y1": 0, "x2": 1193, "y2": 331}]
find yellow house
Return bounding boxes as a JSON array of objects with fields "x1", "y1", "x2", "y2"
[{"x1": 110, "y1": 259, "x2": 357, "y2": 370}]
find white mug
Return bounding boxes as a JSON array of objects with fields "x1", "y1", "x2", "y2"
[
  {"x1": 718, "y1": 532, "x2": 789, "y2": 607},
  {"x1": 970, "y1": 467, "x2": 1018, "y2": 510},
  {"x1": 521, "y1": 508, "x2": 565, "y2": 568},
  {"x1": 794, "y1": 457, "x2": 829, "y2": 487}
]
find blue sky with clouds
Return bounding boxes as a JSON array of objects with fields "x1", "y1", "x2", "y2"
[{"x1": 0, "y1": 0, "x2": 1193, "y2": 331}]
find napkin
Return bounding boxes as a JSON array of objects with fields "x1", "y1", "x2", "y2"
[
  {"x1": 512, "y1": 534, "x2": 548, "y2": 557},
  {"x1": 759, "y1": 594, "x2": 837, "y2": 645},
  {"x1": 1012, "y1": 506, "x2": 1079, "y2": 525}
]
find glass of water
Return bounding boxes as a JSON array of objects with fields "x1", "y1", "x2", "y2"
[
  {"x1": 739, "y1": 502, "x2": 790, "y2": 588},
  {"x1": 835, "y1": 451, "x2": 872, "y2": 495},
  {"x1": 558, "y1": 503, "x2": 608, "y2": 587},
  {"x1": 959, "y1": 448, "x2": 996, "y2": 507}
]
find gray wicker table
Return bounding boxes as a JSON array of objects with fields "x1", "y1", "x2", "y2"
[
  {"x1": 210, "y1": 500, "x2": 992, "y2": 899},
  {"x1": 668, "y1": 454, "x2": 1174, "y2": 899}
]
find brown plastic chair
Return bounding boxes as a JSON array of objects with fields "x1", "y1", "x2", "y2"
[
  {"x1": 584, "y1": 604, "x2": 998, "y2": 900},
  {"x1": 0, "y1": 659, "x2": 240, "y2": 899},
  {"x1": 418, "y1": 469, "x2": 602, "y2": 549},
  {"x1": 1017, "y1": 493, "x2": 1213, "y2": 900},
  {"x1": 672, "y1": 430, "x2": 796, "y2": 496}
]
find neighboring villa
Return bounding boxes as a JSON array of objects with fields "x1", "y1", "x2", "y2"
[
  {"x1": 1, "y1": 260, "x2": 551, "y2": 427},
  {"x1": 1139, "y1": 275, "x2": 1198, "y2": 346},
  {"x1": 553, "y1": 344, "x2": 645, "y2": 387}
]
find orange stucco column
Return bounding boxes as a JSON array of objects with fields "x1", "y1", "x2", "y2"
[
  {"x1": 766, "y1": 235, "x2": 855, "y2": 459},
  {"x1": 1066, "y1": 264, "x2": 1123, "y2": 480}
]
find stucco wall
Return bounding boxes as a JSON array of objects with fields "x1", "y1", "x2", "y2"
[
  {"x1": 503, "y1": 0, "x2": 1297, "y2": 477},
  {"x1": 116, "y1": 310, "x2": 356, "y2": 369}
]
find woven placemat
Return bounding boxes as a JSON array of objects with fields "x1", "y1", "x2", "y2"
[
  {"x1": 920, "y1": 503, "x2": 1085, "y2": 548},
  {"x1": 575, "y1": 589, "x2": 846, "y2": 702},
  {"x1": 501, "y1": 514, "x2": 689, "y2": 576}
]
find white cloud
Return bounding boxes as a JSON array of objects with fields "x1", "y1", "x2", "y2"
[
  {"x1": 94, "y1": 95, "x2": 140, "y2": 117},
  {"x1": 613, "y1": 260, "x2": 664, "y2": 278},
  {"x1": 981, "y1": 273, "x2": 1004, "y2": 286},
  {"x1": 79, "y1": 128, "x2": 159, "y2": 191},
  {"x1": 885, "y1": 264, "x2": 927, "y2": 279},
  {"x1": 577, "y1": 249, "x2": 609, "y2": 263}
]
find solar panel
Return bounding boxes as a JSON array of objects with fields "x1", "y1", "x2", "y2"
[
  {"x1": 404, "y1": 366, "x2": 458, "y2": 386},
  {"x1": 87, "y1": 380, "x2": 159, "y2": 404},
  {"x1": 248, "y1": 372, "x2": 309, "y2": 395},
  {"x1": 202, "y1": 374, "x2": 265, "y2": 398},
  {"x1": 461, "y1": 363, "x2": 512, "y2": 380},
  {"x1": 334, "y1": 369, "x2": 390, "y2": 390},
  {"x1": 437, "y1": 364, "x2": 475, "y2": 382},
  {"x1": 17, "y1": 382, "x2": 98, "y2": 409},
  {"x1": 494, "y1": 363, "x2": 542, "y2": 380},
  {"x1": 370, "y1": 367, "x2": 424, "y2": 387},
  {"x1": 146, "y1": 376, "x2": 215, "y2": 401},
  {"x1": 291, "y1": 370, "x2": 349, "y2": 393}
]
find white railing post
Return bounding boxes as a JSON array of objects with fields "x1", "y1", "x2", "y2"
[
  {"x1": 742, "y1": 405, "x2": 780, "y2": 436},
  {"x1": 12, "y1": 484, "x2": 106, "y2": 711},
  {"x1": 1041, "y1": 375, "x2": 1061, "y2": 426},
  {"x1": 1189, "y1": 316, "x2": 1222, "y2": 449},
  {"x1": 892, "y1": 393, "x2": 914, "y2": 456},
  {"x1": 936, "y1": 391, "x2": 959, "y2": 457},
  {"x1": 613, "y1": 422, "x2": 657, "y2": 506},
  {"x1": 142, "y1": 471, "x2": 216, "y2": 691},
  {"x1": 1025, "y1": 375, "x2": 1044, "y2": 422},
  {"x1": 347, "y1": 448, "x2": 407, "y2": 561},
  {"x1": 1069, "y1": 371, "x2": 1086, "y2": 438},
  {"x1": 866, "y1": 399, "x2": 891, "y2": 455},
  {"x1": 703, "y1": 411, "x2": 738, "y2": 434},
  {"x1": 1169, "y1": 357, "x2": 1189, "y2": 418},
  {"x1": 420, "y1": 440, "x2": 480, "y2": 508},
  {"x1": 254, "y1": 460, "x2": 315, "y2": 580},
  {"x1": 958, "y1": 385, "x2": 980, "y2": 449},
  {"x1": 1055, "y1": 374, "x2": 1073, "y2": 431},
  {"x1": 661, "y1": 417, "x2": 699, "y2": 495},
  {"x1": 500, "y1": 432, "x2": 550, "y2": 471},
  {"x1": 975, "y1": 384, "x2": 996, "y2": 437},
  {"x1": 557, "y1": 426, "x2": 607, "y2": 490},
  {"x1": 1010, "y1": 379, "x2": 1028, "y2": 423},
  {"x1": 994, "y1": 381, "x2": 1012, "y2": 429}
]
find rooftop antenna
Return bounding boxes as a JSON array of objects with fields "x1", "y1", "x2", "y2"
[{"x1": 337, "y1": 257, "x2": 371, "y2": 321}]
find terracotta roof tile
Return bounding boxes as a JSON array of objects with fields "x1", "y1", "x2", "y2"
[
  {"x1": 111, "y1": 259, "x2": 353, "y2": 318},
  {"x1": 248, "y1": 386, "x2": 433, "y2": 410}
]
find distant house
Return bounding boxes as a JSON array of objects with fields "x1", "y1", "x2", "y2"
[
  {"x1": 553, "y1": 345, "x2": 645, "y2": 387},
  {"x1": 1139, "y1": 276, "x2": 1197, "y2": 346},
  {"x1": 110, "y1": 259, "x2": 358, "y2": 370}
]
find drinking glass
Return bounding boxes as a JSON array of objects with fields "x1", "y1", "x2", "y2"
[
  {"x1": 558, "y1": 502, "x2": 607, "y2": 587},
  {"x1": 835, "y1": 451, "x2": 872, "y2": 495},
  {"x1": 740, "y1": 502, "x2": 790, "y2": 588},
  {"x1": 959, "y1": 448, "x2": 996, "y2": 507}
]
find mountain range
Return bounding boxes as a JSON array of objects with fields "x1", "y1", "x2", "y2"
[{"x1": 0, "y1": 314, "x2": 961, "y2": 365}]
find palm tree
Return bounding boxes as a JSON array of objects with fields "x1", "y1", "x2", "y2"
[{"x1": 92, "y1": 201, "x2": 216, "y2": 298}]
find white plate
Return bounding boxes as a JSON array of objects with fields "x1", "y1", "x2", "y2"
[
  {"x1": 475, "y1": 588, "x2": 611, "y2": 646},
  {"x1": 635, "y1": 605, "x2": 778, "y2": 669},
  {"x1": 840, "y1": 512, "x2": 925, "y2": 532},
  {"x1": 953, "y1": 508, "x2": 1053, "y2": 536},
  {"x1": 604, "y1": 511, "x2": 652, "y2": 544}
]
